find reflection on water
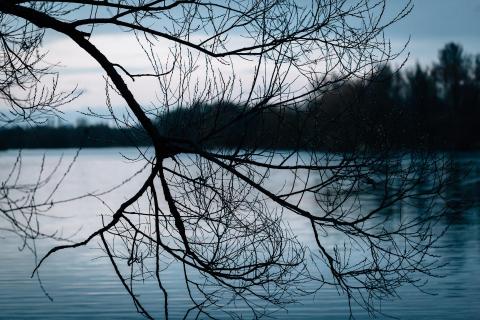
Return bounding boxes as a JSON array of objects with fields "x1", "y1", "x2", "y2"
[{"x1": 0, "y1": 149, "x2": 479, "y2": 319}]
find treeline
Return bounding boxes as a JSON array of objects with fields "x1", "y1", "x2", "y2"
[
  {"x1": 1, "y1": 43, "x2": 479, "y2": 151},
  {"x1": 151, "y1": 42, "x2": 480, "y2": 151},
  {"x1": 316, "y1": 42, "x2": 480, "y2": 150},
  {"x1": 0, "y1": 124, "x2": 150, "y2": 149}
]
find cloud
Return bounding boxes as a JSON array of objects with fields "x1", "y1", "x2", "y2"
[
  {"x1": 41, "y1": 33, "x2": 259, "y2": 110},
  {"x1": 40, "y1": 33, "x2": 304, "y2": 111},
  {"x1": 36, "y1": 31, "x2": 427, "y2": 114}
]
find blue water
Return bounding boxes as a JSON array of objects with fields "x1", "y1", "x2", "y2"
[{"x1": 1, "y1": 149, "x2": 479, "y2": 319}]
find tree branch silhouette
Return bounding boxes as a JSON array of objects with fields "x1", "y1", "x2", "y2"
[{"x1": 0, "y1": 1, "x2": 452, "y2": 319}]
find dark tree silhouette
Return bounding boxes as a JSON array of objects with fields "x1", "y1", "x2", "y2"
[
  {"x1": 434, "y1": 43, "x2": 471, "y2": 111},
  {"x1": 475, "y1": 55, "x2": 480, "y2": 84},
  {"x1": 406, "y1": 64, "x2": 437, "y2": 116},
  {"x1": 1, "y1": 1, "x2": 451, "y2": 319}
]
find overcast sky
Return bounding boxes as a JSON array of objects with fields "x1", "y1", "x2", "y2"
[
  {"x1": 33, "y1": 0, "x2": 480, "y2": 120},
  {"x1": 387, "y1": 0, "x2": 480, "y2": 65}
]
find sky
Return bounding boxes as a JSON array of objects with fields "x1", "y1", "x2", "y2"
[
  {"x1": 9, "y1": 0, "x2": 480, "y2": 122},
  {"x1": 386, "y1": 0, "x2": 480, "y2": 65}
]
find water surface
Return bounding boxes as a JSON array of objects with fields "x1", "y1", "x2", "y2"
[{"x1": 1, "y1": 148, "x2": 479, "y2": 319}]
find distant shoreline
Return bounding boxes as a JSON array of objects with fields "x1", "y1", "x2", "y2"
[{"x1": 2, "y1": 123, "x2": 480, "y2": 152}]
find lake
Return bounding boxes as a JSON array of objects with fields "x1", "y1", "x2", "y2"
[{"x1": 1, "y1": 148, "x2": 480, "y2": 319}]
